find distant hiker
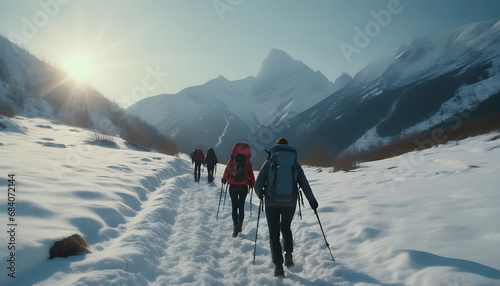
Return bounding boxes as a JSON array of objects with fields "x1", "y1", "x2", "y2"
[
  {"x1": 205, "y1": 147, "x2": 218, "y2": 183},
  {"x1": 221, "y1": 142, "x2": 255, "y2": 238},
  {"x1": 254, "y1": 137, "x2": 318, "y2": 278},
  {"x1": 191, "y1": 147, "x2": 205, "y2": 182}
]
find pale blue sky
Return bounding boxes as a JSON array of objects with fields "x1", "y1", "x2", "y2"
[{"x1": 1, "y1": 0, "x2": 499, "y2": 107}]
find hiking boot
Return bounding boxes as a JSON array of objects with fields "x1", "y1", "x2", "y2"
[
  {"x1": 274, "y1": 264, "x2": 285, "y2": 277},
  {"x1": 284, "y1": 251, "x2": 294, "y2": 268},
  {"x1": 232, "y1": 224, "x2": 239, "y2": 238},
  {"x1": 237, "y1": 221, "x2": 243, "y2": 233}
]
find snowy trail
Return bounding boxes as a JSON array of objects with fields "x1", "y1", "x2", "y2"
[
  {"x1": 153, "y1": 177, "x2": 273, "y2": 285},
  {"x1": 148, "y1": 169, "x2": 345, "y2": 285},
  {"x1": 151, "y1": 175, "x2": 349, "y2": 286}
]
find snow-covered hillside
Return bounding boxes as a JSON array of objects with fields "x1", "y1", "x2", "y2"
[
  {"x1": 358, "y1": 20, "x2": 500, "y2": 89},
  {"x1": 0, "y1": 35, "x2": 54, "y2": 118},
  {"x1": 289, "y1": 19, "x2": 500, "y2": 160},
  {"x1": 1, "y1": 115, "x2": 500, "y2": 285}
]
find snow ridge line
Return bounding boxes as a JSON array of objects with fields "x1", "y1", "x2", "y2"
[
  {"x1": 64, "y1": 157, "x2": 194, "y2": 285},
  {"x1": 137, "y1": 156, "x2": 191, "y2": 194},
  {"x1": 115, "y1": 174, "x2": 193, "y2": 283}
]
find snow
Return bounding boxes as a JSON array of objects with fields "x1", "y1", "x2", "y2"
[
  {"x1": 404, "y1": 60, "x2": 500, "y2": 136},
  {"x1": 1, "y1": 116, "x2": 500, "y2": 285},
  {"x1": 352, "y1": 19, "x2": 500, "y2": 92}
]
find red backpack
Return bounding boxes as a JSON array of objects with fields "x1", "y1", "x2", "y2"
[{"x1": 193, "y1": 149, "x2": 203, "y2": 161}]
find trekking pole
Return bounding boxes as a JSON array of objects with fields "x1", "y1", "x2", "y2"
[
  {"x1": 249, "y1": 187, "x2": 253, "y2": 218},
  {"x1": 216, "y1": 183, "x2": 224, "y2": 221},
  {"x1": 253, "y1": 199, "x2": 263, "y2": 264},
  {"x1": 298, "y1": 188, "x2": 305, "y2": 219},
  {"x1": 222, "y1": 182, "x2": 229, "y2": 211},
  {"x1": 314, "y1": 209, "x2": 336, "y2": 262}
]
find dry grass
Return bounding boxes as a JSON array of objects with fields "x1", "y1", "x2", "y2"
[{"x1": 0, "y1": 101, "x2": 15, "y2": 117}]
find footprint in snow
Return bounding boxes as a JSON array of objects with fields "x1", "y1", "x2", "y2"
[
  {"x1": 42, "y1": 142, "x2": 66, "y2": 148},
  {"x1": 107, "y1": 165, "x2": 132, "y2": 173}
]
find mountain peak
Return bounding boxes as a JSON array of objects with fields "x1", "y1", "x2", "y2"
[
  {"x1": 332, "y1": 72, "x2": 353, "y2": 92},
  {"x1": 257, "y1": 49, "x2": 307, "y2": 78},
  {"x1": 268, "y1": 48, "x2": 293, "y2": 61}
]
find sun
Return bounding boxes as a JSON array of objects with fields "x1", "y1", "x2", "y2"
[{"x1": 63, "y1": 51, "x2": 95, "y2": 83}]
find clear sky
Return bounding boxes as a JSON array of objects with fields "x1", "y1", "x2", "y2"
[{"x1": 1, "y1": 0, "x2": 499, "y2": 107}]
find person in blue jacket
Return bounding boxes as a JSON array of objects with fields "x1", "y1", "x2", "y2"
[{"x1": 254, "y1": 137, "x2": 318, "y2": 277}]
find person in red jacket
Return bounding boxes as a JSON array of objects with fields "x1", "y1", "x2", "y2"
[
  {"x1": 221, "y1": 142, "x2": 255, "y2": 237},
  {"x1": 191, "y1": 147, "x2": 205, "y2": 182}
]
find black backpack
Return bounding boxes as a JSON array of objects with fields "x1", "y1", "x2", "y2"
[
  {"x1": 233, "y1": 153, "x2": 247, "y2": 182},
  {"x1": 205, "y1": 148, "x2": 218, "y2": 166}
]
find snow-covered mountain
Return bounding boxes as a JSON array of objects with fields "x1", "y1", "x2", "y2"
[
  {"x1": 128, "y1": 49, "x2": 337, "y2": 160},
  {"x1": 286, "y1": 19, "x2": 500, "y2": 161}
]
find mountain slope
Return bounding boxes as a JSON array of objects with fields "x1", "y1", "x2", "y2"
[
  {"x1": 287, "y1": 19, "x2": 500, "y2": 161},
  {"x1": 0, "y1": 34, "x2": 177, "y2": 154},
  {"x1": 128, "y1": 49, "x2": 337, "y2": 160}
]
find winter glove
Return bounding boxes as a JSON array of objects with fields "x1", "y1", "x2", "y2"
[
  {"x1": 221, "y1": 178, "x2": 227, "y2": 184},
  {"x1": 310, "y1": 199, "x2": 318, "y2": 210}
]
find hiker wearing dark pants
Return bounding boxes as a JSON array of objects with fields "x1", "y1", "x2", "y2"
[
  {"x1": 266, "y1": 207, "x2": 295, "y2": 267},
  {"x1": 254, "y1": 137, "x2": 318, "y2": 278},
  {"x1": 229, "y1": 184, "x2": 248, "y2": 234},
  {"x1": 222, "y1": 142, "x2": 255, "y2": 237},
  {"x1": 191, "y1": 148, "x2": 204, "y2": 182},
  {"x1": 205, "y1": 148, "x2": 218, "y2": 183},
  {"x1": 194, "y1": 161, "x2": 202, "y2": 182}
]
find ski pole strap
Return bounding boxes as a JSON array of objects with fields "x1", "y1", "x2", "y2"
[{"x1": 314, "y1": 209, "x2": 336, "y2": 262}]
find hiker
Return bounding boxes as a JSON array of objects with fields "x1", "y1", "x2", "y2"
[
  {"x1": 205, "y1": 147, "x2": 218, "y2": 183},
  {"x1": 221, "y1": 142, "x2": 255, "y2": 238},
  {"x1": 190, "y1": 147, "x2": 204, "y2": 182},
  {"x1": 254, "y1": 137, "x2": 318, "y2": 277}
]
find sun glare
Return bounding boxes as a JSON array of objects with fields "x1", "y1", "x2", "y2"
[{"x1": 63, "y1": 51, "x2": 94, "y2": 83}]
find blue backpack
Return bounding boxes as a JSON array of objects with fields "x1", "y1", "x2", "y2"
[{"x1": 267, "y1": 144, "x2": 299, "y2": 203}]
